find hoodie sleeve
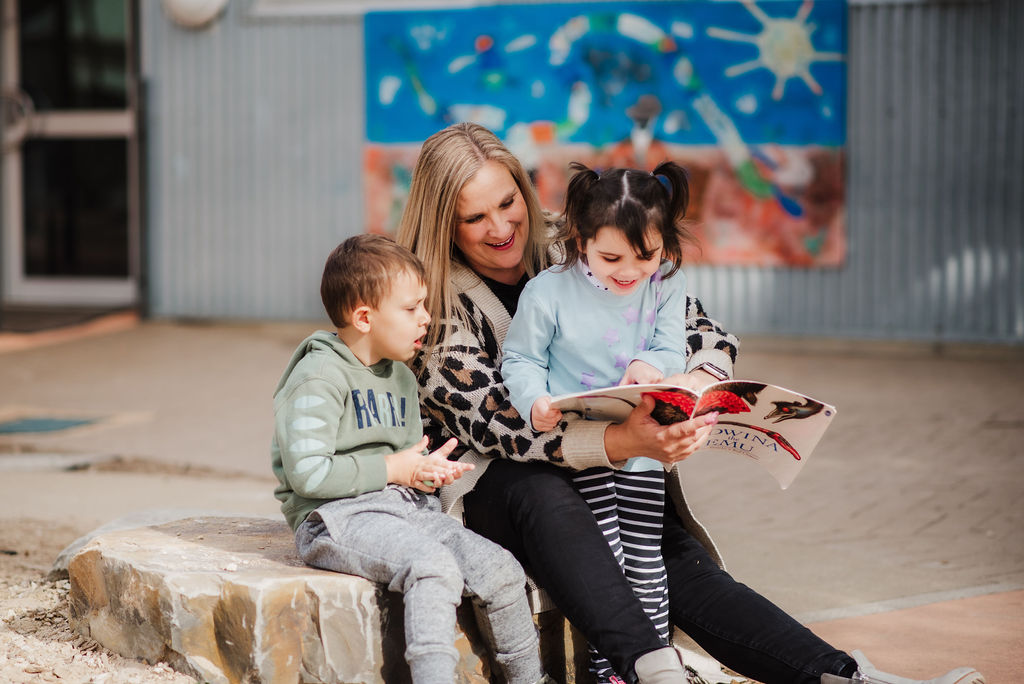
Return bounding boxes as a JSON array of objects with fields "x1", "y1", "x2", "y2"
[{"x1": 275, "y1": 375, "x2": 388, "y2": 500}]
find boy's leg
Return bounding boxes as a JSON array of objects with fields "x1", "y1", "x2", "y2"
[
  {"x1": 614, "y1": 470, "x2": 670, "y2": 644},
  {"x1": 573, "y1": 468, "x2": 625, "y2": 683},
  {"x1": 419, "y1": 498, "x2": 544, "y2": 684},
  {"x1": 296, "y1": 496, "x2": 464, "y2": 684},
  {"x1": 463, "y1": 459, "x2": 666, "y2": 682}
]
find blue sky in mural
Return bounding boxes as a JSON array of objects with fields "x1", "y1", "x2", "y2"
[{"x1": 365, "y1": 0, "x2": 846, "y2": 147}]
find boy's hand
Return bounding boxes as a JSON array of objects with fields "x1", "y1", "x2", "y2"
[
  {"x1": 531, "y1": 396, "x2": 563, "y2": 432},
  {"x1": 385, "y1": 437, "x2": 473, "y2": 493},
  {"x1": 417, "y1": 438, "x2": 474, "y2": 489},
  {"x1": 619, "y1": 360, "x2": 664, "y2": 386}
]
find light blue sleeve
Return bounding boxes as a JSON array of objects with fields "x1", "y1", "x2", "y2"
[
  {"x1": 501, "y1": 283, "x2": 558, "y2": 431},
  {"x1": 634, "y1": 269, "x2": 689, "y2": 376}
]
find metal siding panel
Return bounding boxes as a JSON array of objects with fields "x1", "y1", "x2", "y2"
[
  {"x1": 1011, "y1": 1, "x2": 1024, "y2": 340},
  {"x1": 139, "y1": 0, "x2": 1022, "y2": 342},
  {"x1": 935, "y1": 6, "x2": 957, "y2": 340},
  {"x1": 906, "y1": 3, "x2": 926, "y2": 336},
  {"x1": 143, "y1": 1, "x2": 362, "y2": 319}
]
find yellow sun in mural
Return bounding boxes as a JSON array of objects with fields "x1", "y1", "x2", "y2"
[{"x1": 707, "y1": 0, "x2": 843, "y2": 101}]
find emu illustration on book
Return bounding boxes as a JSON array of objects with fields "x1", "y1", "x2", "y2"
[{"x1": 641, "y1": 382, "x2": 826, "y2": 462}]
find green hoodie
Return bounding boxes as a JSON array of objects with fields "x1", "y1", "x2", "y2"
[{"x1": 271, "y1": 330, "x2": 422, "y2": 531}]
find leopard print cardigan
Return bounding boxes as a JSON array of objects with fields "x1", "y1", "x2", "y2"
[{"x1": 415, "y1": 261, "x2": 738, "y2": 571}]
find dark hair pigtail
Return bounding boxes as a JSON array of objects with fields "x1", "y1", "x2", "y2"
[
  {"x1": 651, "y1": 161, "x2": 690, "y2": 223},
  {"x1": 556, "y1": 162, "x2": 602, "y2": 269},
  {"x1": 651, "y1": 161, "x2": 694, "y2": 276}
]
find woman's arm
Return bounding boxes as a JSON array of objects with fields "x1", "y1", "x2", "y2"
[
  {"x1": 417, "y1": 291, "x2": 736, "y2": 471},
  {"x1": 416, "y1": 298, "x2": 612, "y2": 471},
  {"x1": 604, "y1": 395, "x2": 719, "y2": 465},
  {"x1": 684, "y1": 295, "x2": 740, "y2": 378}
]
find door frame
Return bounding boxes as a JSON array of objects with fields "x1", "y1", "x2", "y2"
[{"x1": 1, "y1": 0, "x2": 141, "y2": 307}]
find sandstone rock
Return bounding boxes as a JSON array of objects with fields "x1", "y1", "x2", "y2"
[
  {"x1": 50, "y1": 508, "x2": 269, "y2": 580},
  {"x1": 66, "y1": 516, "x2": 499, "y2": 684}
]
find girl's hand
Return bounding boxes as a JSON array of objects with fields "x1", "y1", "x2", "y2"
[
  {"x1": 664, "y1": 368, "x2": 723, "y2": 392},
  {"x1": 662, "y1": 371, "x2": 705, "y2": 391},
  {"x1": 619, "y1": 360, "x2": 664, "y2": 386},
  {"x1": 604, "y1": 395, "x2": 719, "y2": 466},
  {"x1": 531, "y1": 396, "x2": 563, "y2": 432}
]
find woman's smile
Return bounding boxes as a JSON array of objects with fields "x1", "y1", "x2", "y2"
[
  {"x1": 454, "y1": 160, "x2": 529, "y2": 284},
  {"x1": 487, "y1": 234, "x2": 515, "y2": 249}
]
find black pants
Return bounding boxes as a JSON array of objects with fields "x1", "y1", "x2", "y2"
[{"x1": 463, "y1": 459, "x2": 857, "y2": 684}]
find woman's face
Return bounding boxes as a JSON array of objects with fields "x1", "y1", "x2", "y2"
[{"x1": 453, "y1": 160, "x2": 529, "y2": 285}]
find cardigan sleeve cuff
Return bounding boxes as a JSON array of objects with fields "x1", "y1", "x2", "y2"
[
  {"x1": 560, "y1": 418, "x2": 620, "y2": 470},
  {"x1": 686, "y1": 349, "x2": 735, "y2": 379}
]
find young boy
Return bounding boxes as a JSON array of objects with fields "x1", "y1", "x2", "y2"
[{"x1": 272, "y1": 234, "x2": 546, "y2": 684}]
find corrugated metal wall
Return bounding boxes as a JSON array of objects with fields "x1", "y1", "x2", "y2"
[
  {"x1": 142, "y1": 0, "x2": 1023, "y2": 344},
  {"x1": 141, "y1": 1, "x2": 365, "y2": 319}
]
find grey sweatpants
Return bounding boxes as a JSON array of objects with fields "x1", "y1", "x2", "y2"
[{"x1": 295, "y1": 486, "x2": 542, "y2": 684}]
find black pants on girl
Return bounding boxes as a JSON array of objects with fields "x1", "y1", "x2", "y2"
[{"x1": 462, "y1": 458, "x2": 857, "y2": 684}]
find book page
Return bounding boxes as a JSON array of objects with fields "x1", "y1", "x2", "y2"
[
  {"x1": 692, "y1": 381, "x2": 836, "y2": 489},
  {"x1": 550, "y1": 383, "x2": 699, "y2": 423},
  {"x1": 551, "y1": 380, "x2": 837, "y2": 489}
]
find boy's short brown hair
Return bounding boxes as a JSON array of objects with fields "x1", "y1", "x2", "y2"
[{"x1": 321, "y1": 234, "x2": 426, "y2": 328}]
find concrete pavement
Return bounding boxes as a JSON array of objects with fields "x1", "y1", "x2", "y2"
[{"x1": 1, "y1": 315, "x2": 1021, "y2": 682}]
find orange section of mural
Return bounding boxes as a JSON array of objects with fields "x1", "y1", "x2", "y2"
[{"x1": 364, "y1": 142, "x2": 845, "y2": 267}]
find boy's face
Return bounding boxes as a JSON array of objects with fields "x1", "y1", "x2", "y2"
[{"x1": 367, "y1": 268, "x2": 430, "y2": 363}]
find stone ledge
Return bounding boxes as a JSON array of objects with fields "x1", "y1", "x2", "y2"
[{"x1": 66, "y1": 515, "x2": 506, "y2": 684}]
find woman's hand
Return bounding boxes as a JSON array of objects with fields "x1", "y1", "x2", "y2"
[
  {"x1": 603, "y1": 395, "x2": 719, "y2": 466},
  {"x1": 619, "y1": 360, "x2": 663, "y2": 386}
]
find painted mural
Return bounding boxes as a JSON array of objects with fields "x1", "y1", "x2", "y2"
[{"x1": 364, "y1": 0, "x2": 847, "y2": 267}]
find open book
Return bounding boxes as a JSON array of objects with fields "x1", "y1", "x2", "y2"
[{"x1": 551, "y1": 380, "x2": 837, "y2": 489}]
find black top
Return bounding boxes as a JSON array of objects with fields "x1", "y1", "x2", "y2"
[{"x1": 479, "y1": 273, "x2": 529, "y2": 317}]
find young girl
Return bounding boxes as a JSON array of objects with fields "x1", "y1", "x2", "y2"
[{"x1": 501, "y1": 160, "x2": 699, "y2": 683}]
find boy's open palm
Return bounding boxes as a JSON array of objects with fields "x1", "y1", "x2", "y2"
[{"x1": 385, "y1": 436, "x2": 472, "y2": 493}]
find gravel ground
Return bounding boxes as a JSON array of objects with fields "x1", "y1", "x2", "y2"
[{"x1": 0, "y1": 519, "x2": 197, "y2": 684}]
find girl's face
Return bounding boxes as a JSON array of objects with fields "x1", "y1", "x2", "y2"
[
  {"x1": 454, "y1": 161, "x2": 529, "y2": 285},
  {"x1": 581, "y1": 225, "x2": 663, "y2": 296}
]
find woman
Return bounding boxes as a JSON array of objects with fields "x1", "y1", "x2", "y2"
[{"x1": 396, "y1": 122, "x2": 984, "y2": 684}]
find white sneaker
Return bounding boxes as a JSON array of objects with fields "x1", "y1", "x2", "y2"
[
  {"x1": 633, "y1": 646, "x2": 686, "y2": 684},
  {"x1": 820, "y1": 650, "x2": 985, "y2": 684}
]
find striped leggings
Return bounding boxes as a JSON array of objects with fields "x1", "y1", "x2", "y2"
[{"x1": 573, "y1": 467, "x2": 670, "y2": 683}]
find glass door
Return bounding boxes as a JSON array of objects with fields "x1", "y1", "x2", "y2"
[{"x1": 2, "y1": 0, "x2": 138, "y2": 307}]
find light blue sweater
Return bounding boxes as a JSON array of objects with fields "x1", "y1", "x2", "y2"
[{"x1": 502, "y1": 261, "x2": 688, "y2": 471}]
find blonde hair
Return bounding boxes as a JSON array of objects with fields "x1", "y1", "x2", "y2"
[{"x1": 396, "y1": 122, "x2": 550, "y2": 359}]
